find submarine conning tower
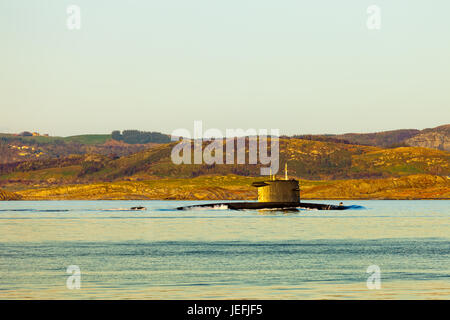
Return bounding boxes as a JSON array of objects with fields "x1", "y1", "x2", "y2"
[
  {"x1": 252, "y1": 179, "x2": 300, "y2": 203},
  {"x1": 252, "y1": 164, "x2": 300, "y2": 203}
]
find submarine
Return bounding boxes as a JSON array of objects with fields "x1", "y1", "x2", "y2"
[{"x1": 177, "y1": 164, "x2": 352, "y2": 211}]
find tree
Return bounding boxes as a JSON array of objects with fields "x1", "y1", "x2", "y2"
[{"x1": 111, "y1": 130, "x2": 123, "y2": 141}]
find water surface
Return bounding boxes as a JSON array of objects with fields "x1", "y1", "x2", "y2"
[{"x1": 0, "y1": 200, "x2": 448, "y2": 299}]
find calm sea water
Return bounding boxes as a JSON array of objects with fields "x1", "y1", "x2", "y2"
[{"x1": 0, "y1": 200, "x2": 448, "y2": 299}]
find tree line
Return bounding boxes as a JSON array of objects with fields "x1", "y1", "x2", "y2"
[{"x1": 111, "y1": 130, "x2": 171, "y2": 144}]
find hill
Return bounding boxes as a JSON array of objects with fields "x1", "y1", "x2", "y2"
[
  {"x1": 294, "y1": 124, "x2": 449, "y2": 151},
  {"x1": 0, "y1": 133, "x2": 152, "y2": 164},
  {"x1": 62, "y1": 139, "x2": 450, "y2": 180},
  {"x1": 0, "y1": 133, "x2": 111, "y2": 145},
  {"x1": 1, "y1": 124, "x2": 447, "y2": 166},
  {"x1": 405, "y1": 124, "x2": 450, "y2": 151},
  {"x1": 295, "y1": 129, "x2": 419, "y2": 148},
  {"x1": 1, "y1": 138, "x2": 449, "y2": 192},
  {"x1": 335, "y1": 129, "x2": 420, "y2": 148}
]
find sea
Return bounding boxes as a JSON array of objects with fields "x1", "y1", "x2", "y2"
[{"x1": 0, "y1": 200, "x2": 448, "y2": 299}]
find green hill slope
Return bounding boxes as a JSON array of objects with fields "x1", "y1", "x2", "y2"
[{"x1": 351, "y1": 147, "x2": 449, "y2": 176}]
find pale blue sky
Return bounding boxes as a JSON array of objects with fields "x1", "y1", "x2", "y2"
[{"x1": 0, "y1": 0, "x2": 449, "y2": 136}]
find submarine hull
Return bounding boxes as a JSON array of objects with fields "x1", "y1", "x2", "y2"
[{"x1": 177, "y1": 202, "x2": 348, "y2": 211}]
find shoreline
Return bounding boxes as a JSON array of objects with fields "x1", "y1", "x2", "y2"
[
  {"x1": 3, "y1": 197, "x2": 450, "y2": 201},
  {"x1": 2, "y1": 174, "x2": 449, "y2": 201}
]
